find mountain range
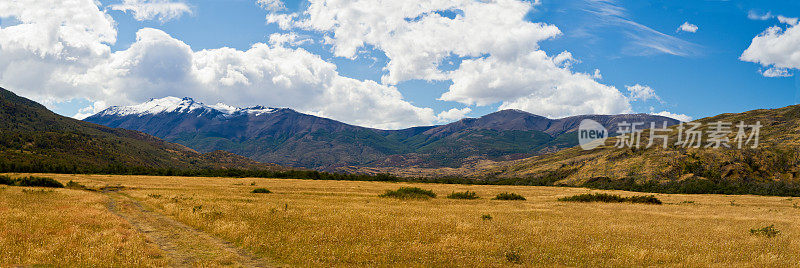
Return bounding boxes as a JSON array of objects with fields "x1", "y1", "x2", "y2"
[
  {"x1": 0, "y1": 87, "x2": 274, "y2": 173},
  {"x1": 85, "y1": 97, "x2": 679, "y2": 169}
]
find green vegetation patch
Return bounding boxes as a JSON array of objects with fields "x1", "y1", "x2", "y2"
[
  {"x1": 379, "y1": 187, "x2": 436, "y2": 199},
  {"x1": 750, "y1": 225, "x2": 780, "y2": 237},
  {"x1": 0, "y1": 175, "x2": 63, "y2": 188},
  {"x1": 251, "y1": 188, "x2": 272, "y2": 193},
  {"x1": 492, "y1": 192, "x2": 526, "y2": 200},
  {"x1": 558, "y1": 193, "x2": 662, "y2": 205},
  {"x1": 447, "y1": 191, "x2": 479, "y2": 199}
]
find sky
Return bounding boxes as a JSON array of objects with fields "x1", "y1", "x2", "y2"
[{"x1": 1, "y1": 0, "x2": 799, "y2": 129}]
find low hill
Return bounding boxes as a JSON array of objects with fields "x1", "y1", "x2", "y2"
[
  {"x1": 0, "y1": 87, "x2": 275, "y2": 173},
  {"x1": 473, "y1": 104, "x2": 800, "y2": 191},
  {"x1": 85, "y1": 97, "x2": 678, "y2": 169}
]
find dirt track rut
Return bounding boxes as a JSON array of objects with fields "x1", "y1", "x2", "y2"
[{"x1": 105, "y1": 191, "x2": 276, "y2": 267}]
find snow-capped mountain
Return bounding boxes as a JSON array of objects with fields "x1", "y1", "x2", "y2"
[
  {"x1": 97, "y1": 97, "x2": 280, "y2": 117},
  {"x1": 85, "y1": 98, "x2": 679, "y2": 170}
]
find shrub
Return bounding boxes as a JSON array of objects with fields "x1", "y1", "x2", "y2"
[
  {"x1": 252, "y1": 188, "x2": 271, "y2": 193},
  {"x1": 14, "y1": 176, "x2": 64, "y2": 188},
  {"x1": 558, "y1": 193, "x2": 661, "y2": 204},
  {"x1": 379, "y1": 187, "x2": 436, "y2": 199},
  {"x1": 66, "y1": 180, "x2": 90, "y2": 190},
  {"x1": 505, "y1": 250, "x2": 523, "y2": 264},
  {"x1": 750, "y1": 225, "x2": 780, "y2": 237},
  {"x1": 447, "y1": 191, "x2": 479, "y2": 199},
  {"x1": 493, "y1": 192, "x2": 526, "y2": 200},
  {"x1": 481, "y1": 214, "x2": 493, "y2": 221},
  {"x1": 623, "y1": 195, "x2": 663, "y2": 204},
  {"x1": 0, "y1": 175, "x2": 13, "y2": 185}
]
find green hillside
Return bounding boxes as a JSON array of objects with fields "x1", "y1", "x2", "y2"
[
  {"x1": 477, "y1": 104, "x2": 800, "y2": 195},
  {"x1": 0, "y1": 87, "x2": 270, "y2": 173}
]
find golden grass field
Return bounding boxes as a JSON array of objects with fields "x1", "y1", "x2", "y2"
[{"x1": 2, "y1": 173, "x2": 800, "y2": 267}]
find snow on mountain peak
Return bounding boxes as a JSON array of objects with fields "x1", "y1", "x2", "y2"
[
  {"x1": 97, "y1": 97, "x2": 282, "y2": 117},
  {"x1": 241, "y1": 106, "x2": 278, "y2": 116}
]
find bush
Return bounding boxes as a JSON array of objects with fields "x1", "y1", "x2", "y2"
[
  {"x1": 504, "y1": 250, "x2": 523, "y2": 264},
  {"x1": 447, "y1": 191, "x2": 479, "y2": 199},
  {"x1": 493, "y1": 192, "x2": 526, "y2": 200},
  {"x1": 379, "y1": 187, "x2": 436, "y2": 199},
  {"x1": 625, "y1": 195, "x2": 663, "y2": 204},
  {"x1": 0, "y1": 175, "x2": 13, "y2": 185},
  {"x1": 65, "y1": 180, "x2": 90, "y2": 190},
  {"x1": 750, "y1": 225, "x2": 780, "y2": 237},
  {"x1": 14, "y1": 176, "x2": 64, "y2": 188},
  {"x1": 558, "y1": 193, "x2": 662, "y2": 204},
  {"x1": 252, "y1": 188, "x2": 271, "y2": 193}
]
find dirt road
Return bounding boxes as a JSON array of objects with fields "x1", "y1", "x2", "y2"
[{"x1": 104, "y1": 190, "x2": 276, "y2": 267}]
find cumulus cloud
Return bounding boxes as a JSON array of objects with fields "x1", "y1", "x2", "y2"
[
  {"x1": 676, "y1": 22, "x2": 698, "y2": 33},
  {"x1": 626, "y1": 84, "x2": 660, "y2": 102},
  {"x1": 444, "y1": 50, "x2": 631, "y2": 117},
  {"x1": 267, "y1": 0, "x2": 635, "y2": 118},
  {"x1": 0, "y1": 0, "x2": 116, "y2": 104},
  {"x1": 2, "y1": 0, "x2": 662, "y2": 129},
  {"x1": 651, "y1": 111, "x2": 692, "y2": 122},
  {"x1": 68, "y1": 28, "x2": 437, "y2": 129},
  {"x1": 436, "y1": 107, "x2": 472, "y2": 122},
  {"x1": 110, "y1": 0, "x2": 192, "y2": 23},
  {"x1": 741, "y1": 17, "x2": 800, "y2": 77},
  {"x1": 0, "y1": 1, "x2": 438, "y2": 129}
]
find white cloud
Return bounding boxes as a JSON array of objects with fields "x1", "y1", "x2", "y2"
[
  {"x1": 69, "y1": 28, "x2": 437, "y2": 129},
  {"x1": 761, "y1": 67, "x2": 792, "y2": 77},
  {"x1": 268, "y1": 0, "x2": 562, "y2": 85},
  {"x1": 268, "y1": 0, "x2": 635, "y2": 118},
  {"x1": 436, "y1": 107, "x2": 471, "y2": 122},
  {"x1": 0, "y1": 0, "x2": 444, "y2": 129},
  {"x1": 580, "y1": 0, "x2": 701, "y2": 57},
  {"x1": 258, "y1": 0, "x2": 286, "y2": 12},
  {"x1": 110, "y1": 0, "x2": 192, "y2": 23},
  {"x1": 676, "y1": 22, "x2": 698, "y2": 33},
  {"x1": 0, "y1": 0, "x2": 116, "y2": 57},
  {"x1": 592, "y1": 69, "x2": 602, "y2": 79},
  {"x1": 747, "y1": 10, "x2": 772, "y2": 21},
  {"x1": 651, "y1": 111, "x2": 691, "y2": 122},
  {"x1": 1, "y1": 0, "x2": 664, "y2": 130},
  {"x1": 626, "y1": 84, "x2": 660, "y2": 102},
  {"x1": 443, "y1": 50, "x2": 631, "y2": 118},
  {"x1": 777, "y1": 16, "x2": 799, "y2": 26},
  {"x1": 268, "y1": 32, "x2": 313, "y2": 46},
  {"x1": 0, "y1": 0, "x2": 116, "y2": 104},
  {"x1": 741, "y1": 17, "x2": 800, "y2": 77}
]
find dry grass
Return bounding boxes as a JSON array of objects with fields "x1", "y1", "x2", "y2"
[
  {"x1": 0, "y1": 177, "x2": 167, "y2": 267},
  {"x1": 6, "y1": 173, "x2": 800, "y2": 267}
]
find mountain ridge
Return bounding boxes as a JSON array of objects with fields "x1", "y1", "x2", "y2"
[
  {"x1": 86, "y1": 97, "x2": 680, "y2": 169},
  {"x1": 0, "y1": 87, "x2": 278, "y2": 172}
]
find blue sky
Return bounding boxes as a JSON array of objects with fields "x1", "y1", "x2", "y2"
[{"x1": 3, "y1": 0, "x2": 800, "y2": 129}]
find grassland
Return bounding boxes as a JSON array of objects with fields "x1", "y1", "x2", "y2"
[
  {"x1": 4, "y1": 173, "x2": 800, "y2": 267},
  {"x1": 0, "y1": 180, "x2": 167, "y2": 266}
]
